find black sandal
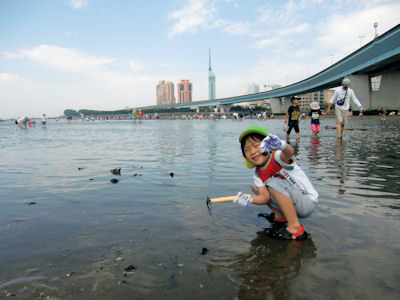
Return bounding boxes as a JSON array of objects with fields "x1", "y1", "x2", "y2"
[
  {"x1": 258, "y1": 212, "x2": 288, "y2": 230},
  {"x1": 274, "y1": 224, "x2": 308, "y2": 240}
]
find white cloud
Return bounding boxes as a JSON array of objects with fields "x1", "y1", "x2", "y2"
[
  {"x1": 314, "y1": 2, "x2": 400, "y2": 58},
  {"x1": 128, "y1": 59, "x2": 145, "y2": 72},
  {"x1": 0, "y1": 45, "x2": 162, "y2": 117},
  {"x1": 278, "y1": 23, "x2": 310, "y2": 35},
  {"x1": 251, "y1": 37, "x2": 279, "y2": 49},
  {"x1": 248, "y1": 0, "x2": 400, "y2": 90},
  {"x1": 0, "y1": 72, "x2": 22, "y2": 82},
  {"x1": 222, "y1": 21, "x2": 251, "y2": 35},
  {"x1": 168, "y1": 0, "x2": 217, "y2": 37},
  {"x1": 68, "y1": 0, "x2": 89, "y2": 9},
  {"x1": 8, "y1": 45, "x2": 116, "y2": 73},
  {"x1": 1, "y1": 51, "x2": 24, "y2": 59}
]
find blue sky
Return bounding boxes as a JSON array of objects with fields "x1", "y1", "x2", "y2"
[{"x1": 1, "y1": 0, "x2": 399, "y2": 118}]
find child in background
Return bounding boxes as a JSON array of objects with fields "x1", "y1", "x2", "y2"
[
  {"x1": 234, "y1": 126, "x2": 319, "y2": 240},
  {"x1": 131, "y1": 108, "x2": 138, "y2": 122},
  {"x1": 284, "y1": 96, "x2": 301, "y2": 140},
  {"x1": 138, "y1": 109, "x2": 143, "y2": 122},
  {"x1": 41, "y1": 114, "x2": 47, "y2": 128},
  {"x1": 303, "y1": 102, "x2": 326, "y2": 136}
]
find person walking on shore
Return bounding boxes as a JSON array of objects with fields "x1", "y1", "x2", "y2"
[{"x1": 327, "y1": 78, "x2": 365, "y2": 138}]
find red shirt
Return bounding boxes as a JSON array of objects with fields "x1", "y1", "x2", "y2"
[{"x1": 255, "y1": 152, "x2": 282, "y2": 183}]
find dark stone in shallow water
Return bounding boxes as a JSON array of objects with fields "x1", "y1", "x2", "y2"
[
  {"x1": 110, "y1": 167, "x2": 121, "y2": 175},
  {"x1": 124, "y1": 265, "x2": 137, "y2": 272},
  {"x1": 110, "y1": 178, "x2": 119, "y2": 183}
]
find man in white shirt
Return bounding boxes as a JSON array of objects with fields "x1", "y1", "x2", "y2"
[{"x1": 327, "y1": 78, "x2": 365, "y2": 138}]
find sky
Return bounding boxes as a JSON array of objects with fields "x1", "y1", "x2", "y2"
[{"x1": 1, "y1": 0, "x2": 399, "y2": 118}]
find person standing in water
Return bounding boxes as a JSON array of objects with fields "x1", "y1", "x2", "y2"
[
  {"x1": 303, "y1": 102, "x2": 327, "y2": 136},
  {"x1": 41, "y1": 114, "x2": 47, "y2": 128},
  {"x1": 131, "y1": 108, "x2": 138, "y2": 123},
  {"x1": 284, "y1": 96, "x2": 301, "y2": 140},
  {"x1": 327, "y1": 78, "x2": 365, "y2": 138},
  {"x1": 137, "y1": 109, "x2": 143, "y2": 123}
]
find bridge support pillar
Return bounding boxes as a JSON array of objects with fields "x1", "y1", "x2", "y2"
[
  {"x1": 370, "y1": 71, "x2": 400, "y2": 110},
  {"x1": 269, "y1": 98, "x2": 290, "y2": 114},
  {"x1": 348, "y1": 75, "x2": 371, "y2": 109},
  {"x1": 349, "y1": 72, "x2": 400, "y2": 110}
]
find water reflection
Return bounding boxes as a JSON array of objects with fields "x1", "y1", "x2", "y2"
[
  {"x1": 287, "y1": 139, "x2": 300, "y2": 156},
  {"x1": 206, "y1": 122, "x2": 218, "y2": 183},
  {"x1": 334, "y1": 138, "x2": 346, "y2": 190},
  {"x1": 310, "y1": 137, "x2": 321, "y2": 162},
  {"x1": 208, "y1": 231, "x2": 317, "y2": 300}
]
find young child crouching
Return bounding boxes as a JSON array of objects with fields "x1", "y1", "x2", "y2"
[{"x1": 234, "y1": 126, "x2": 319, "y2": 240}]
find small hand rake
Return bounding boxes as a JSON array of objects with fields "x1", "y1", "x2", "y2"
[{"x1": 206, "y1": 194, "x2": 251, "y2": 215}]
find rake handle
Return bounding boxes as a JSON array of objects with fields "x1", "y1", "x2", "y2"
[{"x1": 209, "y1": 194, "x2": 251, "y2": 203}]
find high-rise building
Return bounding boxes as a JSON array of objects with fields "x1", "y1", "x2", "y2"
[
  {"x1": 324, "y1": 90, "x2": 335, "y2": 103},
  {"x1": 156, "y1": 80, "x2": 175, "y2": 105},
  {"x1": 208, "y1": 49, "x2": 216, "y2": 100},
  {"x1": 298, "y1": 90, "x2": 333, "y2": 111},
  {"x1": 177, "y1": 79, "x2": 192, "y2": 103},
  {"x1": 247, "y1": 83, "x2": 260, "y2": 94}
]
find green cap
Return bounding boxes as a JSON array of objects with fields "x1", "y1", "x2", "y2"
[
  {"x1": 239, "y1": 126, "x2": 269, "y2": 169},
  {"x1": 239, "y1": 126, "x2": 268, "y2": 142}
]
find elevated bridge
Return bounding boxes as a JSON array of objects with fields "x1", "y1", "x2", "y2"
[{"x1": 142, "y1": 24, "x2": 400, "y2": 113}]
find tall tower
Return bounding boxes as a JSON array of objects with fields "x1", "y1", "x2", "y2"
[{"x1": 208, "y1": 49, "x2": 216, "y2": 100}]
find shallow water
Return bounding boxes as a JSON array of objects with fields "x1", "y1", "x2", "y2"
[{"x1": 0, "y1": 117, "x2": 399, "y2": 299}]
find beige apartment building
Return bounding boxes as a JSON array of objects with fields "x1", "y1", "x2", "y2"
[
  {"x1": 156, "y1": 80, "x2": 175, "y2": 105},
  {"x1": 298, "y1": 90, "x2": 335, "y2": 111}
]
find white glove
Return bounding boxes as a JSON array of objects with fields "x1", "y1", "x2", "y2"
[
  {"x1": 260, "y1": 134, "x2": 286, "y2": 154},
  {"x1": 234, "y1": 192, "x2": 253, "y2": 207}
]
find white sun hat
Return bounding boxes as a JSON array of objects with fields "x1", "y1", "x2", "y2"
[{"x1": 310, "y1": 102, "x2": 320, "y2": 110}]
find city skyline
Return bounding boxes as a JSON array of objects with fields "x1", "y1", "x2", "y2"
[{"x1": 1, "y1": 0, "x2": 400, "y2": 118}]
